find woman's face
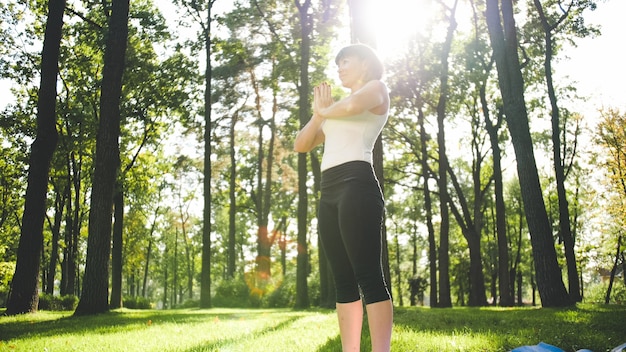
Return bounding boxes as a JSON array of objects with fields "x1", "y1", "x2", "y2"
[{"x1": 336, "y1": 55, "x2": 367, "y2": 89}]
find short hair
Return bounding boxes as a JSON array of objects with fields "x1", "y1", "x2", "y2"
[{"x1": 334, "y1": 44, "x2": 384, "y2": 81}]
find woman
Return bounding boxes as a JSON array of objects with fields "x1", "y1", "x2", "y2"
[{"x1": 294, "y1": 44, "x2": 393, "y2": 352}]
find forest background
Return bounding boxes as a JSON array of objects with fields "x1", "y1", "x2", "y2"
[{"x1": 1, "y1": 0, "x2": 625, "y2": 316}]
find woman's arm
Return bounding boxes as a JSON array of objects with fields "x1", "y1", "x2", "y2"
[
  {"x1": 294, "y1": 82, "x2": 334, "y2": 153},
  {"x1": 293, "y1": 114, "x2": 325, "y2": 153},
  {"x1": 316, "y1": 80, "x2": 388, "y2": 119}
]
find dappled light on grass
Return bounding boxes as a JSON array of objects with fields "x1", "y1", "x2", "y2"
[
  {"x1": 392, "y1": 304, "x2": 626, "y2": 351},
  {"x1": 0, "y1": 305, "x2": 624, "y2": 351},
  {"x1": 392, "y1": 326, "x2": 497, "y2": 352},
  {"x1": 0, "y1": 308, "x2": 340, "y2": 352}
]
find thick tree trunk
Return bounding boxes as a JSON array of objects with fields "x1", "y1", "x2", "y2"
[
  {"x1": 74, "y1": 0, "x2": 129, "y2": 315},
  {"x1": 485, "y1": 0, "x2": 571, "y2": 307},
  {"x1": 5, "y1": 0, "x2": 65, "y2": 316}
]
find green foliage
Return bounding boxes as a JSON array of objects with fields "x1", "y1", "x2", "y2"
[
  {"x1": 212, "y1": 277, "x2": 255, "y2": 308},
  {"x1": 263, "y1": 272, "x2": 299, "y2": 308},
  {"x1": 37, "y1": 294, "x2": 78, "y2": 311},
  {"x1": 123, "y1": 296, "x2": 153, "y2": 310},
  {"x1": 0, "y1": 261, "x2": 15, "y2": 307},
  {"x1": 584, "y1": 282, "x2": 626, "y2": 305}
]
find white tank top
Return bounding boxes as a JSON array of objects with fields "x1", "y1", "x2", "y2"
[{"x1": 320, "y1": 110, "x2": 388, "y2": 171}]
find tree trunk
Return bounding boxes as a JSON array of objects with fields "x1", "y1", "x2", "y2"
[
  {"x1": 60, "y1": 152, "x2": 82, "y2": 296},
  {"x1": 435, "y1": 8, "x2": 457, "y2": 308},
  {"x1": 110, "y1": 185, "x2": 124, "y2": 309},
  {"x1": 447, "y1": 194, "x2": 487, "y2": 306},
  {"x1": 252, "y1": 69, "x2": 278, "y2": 289},
  {"x1": 483, "y1": 97, "x2": 513, "y2": 306},
  {"x1": 199, "y1": 0, "x2": 214, "y2": 310},
  {"x1": 163, "y1": 249, "x2": 169, "y2": 308},
  {"x1": 74, "y1": 0, "x2": 129, "y2": 315},
  {"x1": 294, "y1": 0, "x2": 312, "y2": 310},
  {"x1": 394, "y1": 233, "x2": 403, "y2": 306},
  {"x1": 485, "y1": 0, "x2": 572, "y2": 307},
  {"x1": 5, "y1": 0, "x2": 65, "y2": 315},
  {"x1": 227, "y1": 112, "x2": 238, "y2": 279},
  {"x1": 605, "y1": 235, "x2": 622, "y2": 304},
  {"x1": 46, "y1": 185, "x2": 67, "y2": 295},
  {"x1": 533, "y1": 0, "x2": 581, "y2": 303},
  {"x1": 419, "y1": 107, "x2": 438, "y2": 308},
  {"x1": 142, "y1": 239, "x2": 152, "y2": 297},
  {"x1": 311, "y1": 152, "x2": 334, "y2": 308}
]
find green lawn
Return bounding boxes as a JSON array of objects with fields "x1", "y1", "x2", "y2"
[{"x1": 0, "y1": 304, "x2": 624, "y2": 351}]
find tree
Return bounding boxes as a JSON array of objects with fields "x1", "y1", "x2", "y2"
[
  {"x1": 485, "y1": 0, "x2": 572, "y2": 307},
  {"x1": 294, "y1": 0, "x2": 312, "y2": 310},
  {"x1": 595, "y1": 108, "x2": 626, "y2": 303},
  {"x1": 5, "y1": 0, "x2": 65, "y2": 315},
  {"x1": 74, "y1": 0, "x2": 130, "y2": 315},
  {"x1": 433, "y1": 0, "x2": 459, "y2": 308},
  {"x1": 172, "y1": 0, "x2": 217, "y2": 309},
  {"x1": 531, "y1": 0, "x2": 599, "y2": 303}
]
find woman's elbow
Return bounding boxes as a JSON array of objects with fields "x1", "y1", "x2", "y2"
[{"x1": 293, "y1": 144, "x2": 313, "y2": 153}]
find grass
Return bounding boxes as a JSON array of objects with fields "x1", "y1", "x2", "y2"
[{"x1": 0, "y1": 304, "x2": 624, "y2": 351}]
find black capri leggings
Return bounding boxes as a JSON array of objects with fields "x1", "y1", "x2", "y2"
[{"x1": 318, "y1": 161, "x2": 391, "y2": 305}]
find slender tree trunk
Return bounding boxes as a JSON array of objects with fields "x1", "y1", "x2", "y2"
[
  {"x1": 419, "y1": 107, "x2": 437, "y2": 308},
  {"x1": 46, "y1": 185, "x2": 67, "y2": 295},
  {"x1": 252, "y1": 69, "x2": 278, "y2": 287},
  {"x1": 74, "y1": 0, "x2": 129, "y2": 315},
  {"x1": 483, "y1": 100, "x2": 513, "y2": 306},
  {"x1": 62, "y1": 152, "x2": 81, "y2": 296},
  {"x1": 512, "y1": 196, "x2": 524, "y2": 305},
  {"x1": 485, "y1": 0, "x2": 571, "y2": 307},
  {"x1": 435, "y1": 0, "x2": 459, "y2": 308},
  {"x1": 227, "y1": 112, "x2": 238, "y2": 279},
  {"x1": 199, "y1": 0, "x2": 215, "y2": 309},
  {"x1": 394, "y1": 233, "x2": 403, "y2": 306},
  {"x1": 5, "y1": 0, "x2": 65, "y2": 315},
  {"x1": 533, "y1": 0, "x2": 581, "y2": 303},
  {"x1": 605, "y1": 235, "x2": 622, "y2": 304},
  {"x1": 294, "y1": 0, "x2": 312, "y2": 309},
  {"x1": 312, "y1": 152, "x2": 334, "y2": 308},
  {"x1": 110, "y1": 185, "x2": 124, "y2": 309},
  {"x1": 142, "y1": 239, "x2": 152, "y2": 297},
  {"x1": 163, "y1": 249, "x2": 168, "y2": 308}
]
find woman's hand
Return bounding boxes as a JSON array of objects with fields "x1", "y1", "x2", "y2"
[{"x1": 314, "y1": 82, "x2": 334, "y2": 117}]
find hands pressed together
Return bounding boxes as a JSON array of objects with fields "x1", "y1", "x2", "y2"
[{"x1": 313, "y1": 82, "x2": 334, "y2": 119}]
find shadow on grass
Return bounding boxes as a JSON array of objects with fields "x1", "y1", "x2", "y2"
[
  {"x1": 314, "y1": 335, "x2": 343, "y2": 352},
  {"x1": 181, "y1": 315, "x2": 312, "y2": 352},
  {"x1": 0, "y1": 308, "x2": 295, "y2": 342},
  {"x1": 392, "y1": 304, "x2": 626, "y2": 351},
  {"x1": 2, "y1": 304, "x2": 624, "y2": 351}
]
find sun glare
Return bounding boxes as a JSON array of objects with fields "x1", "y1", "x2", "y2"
[
  {"x1": 371, "y1": 0, "x2": 436, "y2": 60},
  {"x1": 361, "y1": 0, "x2": 474, "y2": 62}
]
